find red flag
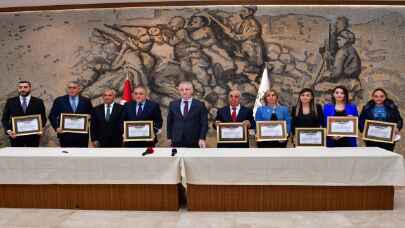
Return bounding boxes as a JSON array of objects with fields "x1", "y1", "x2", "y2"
[{"x1": 120, "y1": 78, "x2": 132, "y2": 105}]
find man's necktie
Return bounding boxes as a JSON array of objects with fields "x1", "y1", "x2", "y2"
[
  {"x1": 137, "y1": 103, "x2": 143, "y2": 117},
  {"x1": 21, "y1": 97, "x2": 27, "y2": 113},
  {"x1": 106, "y1": 104, "x2": 111, "y2": 121},
  {"x1": 183, "y1": 100, "x2": 189, "y2": 116},
  {"x1": 70, "y1": 97, "x2": 77, "y2": 112},
  {"x1": 231, "y1": 107, "x2": 237, "y2": 122}
]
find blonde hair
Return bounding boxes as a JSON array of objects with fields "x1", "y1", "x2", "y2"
[{"x1": 262, "y1": 89, "x2": 279, "y2": 105}]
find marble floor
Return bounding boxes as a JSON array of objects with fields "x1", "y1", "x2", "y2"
[{"x1": 0, "y1": 186, "x2": 403, "y2": 228}]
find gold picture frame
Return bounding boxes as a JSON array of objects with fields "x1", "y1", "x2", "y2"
[
  {"x1": 256, "y1": 121, "x2": 287, "y2": 142},
  {"x1": 327, "y1": 116, "x2": 358, "y2": 137},
  {"x1": 216, "y1": 122, "x2": 248, "y2": 143},
  {"x1": 11, "y1": 114, "x2": 43, "y2": 136},
  {"x1": 295, "y1": 128, "x2": 326, "y2": 147},
  {"x1": 123, "y1": 120, "x2": 155, "y2": 142},
  {"x1": 60, "y1": 113, "x2": 90, "y2": 134},
  {"x1": 362, "y1": 120, "x2": 397, "y2": 144}
]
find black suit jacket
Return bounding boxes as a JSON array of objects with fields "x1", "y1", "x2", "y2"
[
  {"x1": 91, "y1": 103, "x2": 124, "y2": 147},
  {"x1": 121, "y1": 100, "x2": 163, "y2": 133},
  {"x1": 214, "y1": 105, "x2": 255, "y2": 129},
  {"x1": 2, "y1": 96, "x2": 47, "y2": 134},
  {"x1": 48, "y1": 95, "x2": 93, "y2": 130},
  {"x1": 214, "y1": 105, "x2": 255, "y2": 148},
  {"x1": 167, "y1": 99, "x2": 208, "y2": 146}
]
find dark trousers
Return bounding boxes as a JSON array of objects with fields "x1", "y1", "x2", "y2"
[
  {"x1": 257, "y1": 141, "x2": 287, "y2": 148},
  {"x1": 59, "y1": 133, "x2": 89, "y2": 147},
  {"x1": 10, "y1": 135, "x2": 40, "y2": 147},
  {"x1": 99, "y1": 139, "x2": 123, "y2": 147},
  {"x1": 172, "y1": 141, "x2": 199, "y2": 148},
  {"x1": 365, "y1": 141, "x2": 396, "y2": 151}
]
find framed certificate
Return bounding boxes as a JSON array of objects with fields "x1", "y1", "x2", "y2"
[
  {"x1": 256, "y1": 121, "x2": 287, "y2": 141},
  {"x1": 216, "y1": 122, "x2": 248, "y2": 143},
  {"x1": 295, "y1": 128, "x2": 326, "y2": 147},
  {"x1": 11, "y1": 114, "x2": 43, "y2": 136},
  {"x1": 327, "y1": 116, "x2": 358, "y2": 137},
  {"x1": 60, "y1": 113, "x2": 90, "y2": 134},
  {"x1": 363, "y1": 120, "x2": 397, "y2": 144},
  {"x1": 124, "y1": 121, "x2": 154, "y2": 142}
]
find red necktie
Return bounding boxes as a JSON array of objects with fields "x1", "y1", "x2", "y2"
[
  {"x1": 231, "y1": 107, "x2": 237, "y2": 122},
  {"x1": 183, "y1": 100, "x2": 189, "y2": 116}
]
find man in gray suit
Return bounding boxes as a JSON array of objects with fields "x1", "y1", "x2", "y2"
[{"x1": 167, "y1": 81, "x2": 208, "y2": 148}]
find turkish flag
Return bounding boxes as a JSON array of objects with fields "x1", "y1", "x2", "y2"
[{"x1": 120, "y1": 78, "x2": 132, "y2": 104}]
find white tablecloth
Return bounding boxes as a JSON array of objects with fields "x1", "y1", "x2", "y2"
[
  {"x1": 0, "y1": 147, "x2": 181, "y2": 184},
  {"x1": 1, "y1": 147, "x2": 404, "y2": 186},
  {"x1": 180, "y1": 147, "x2": 405, "y2": 186}
]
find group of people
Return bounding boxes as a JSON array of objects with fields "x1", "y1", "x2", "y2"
[{"x1": 1, "y1": 80, "x2": 403, "y2": 151}]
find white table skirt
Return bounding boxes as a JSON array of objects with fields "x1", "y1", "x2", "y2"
[
  {"x1": 180, "y1": 147, "x2": 405, "y2": 186},
  {"x1": 0, "y1": 147, "x2": 404, "y2": 186},
  {"x1": 0, "y1": 148, "x2": 181, "y2": 184}
]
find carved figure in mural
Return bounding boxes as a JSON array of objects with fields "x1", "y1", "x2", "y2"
[
  {"x1": 319, "y1": 16, "x2": 355, "y2": 71},
  {"x1": 221, "y1": 6, "x2": 265, "y2": 74},
  {"x1": 315, "y1": 30, "x2": 362, "y2": 100},
  {"x1": 188, "y1": 15, "x2": 235, "y2": 81},
  {"x1": 163, "y1": 16, "x2": 212, "y2": 94},
  {"x1": 94, "y1": 26, "x2": 155, "y2": 87}
]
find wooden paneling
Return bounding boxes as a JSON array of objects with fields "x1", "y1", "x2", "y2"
[
  {"x1": 0, "y1": 184, "x2": 180, "y2": 211},
  {"x1": 187, "y1": 185, "x2": 394, "y2": 211}
]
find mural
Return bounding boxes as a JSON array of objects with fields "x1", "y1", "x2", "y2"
[{"x1": 0, "y1": 6, "x2": 404, "y2": 154}]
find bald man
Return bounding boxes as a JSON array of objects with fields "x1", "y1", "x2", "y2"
[
  {"x1": 214, "y1": 89, "x2": 255, "y2": 148},
  {"x1": 167, "y1": 81, "x2": 208, "y2": 148},
  {"x1": 91, "y1": 89, "x2": 124, "y2": 147}
]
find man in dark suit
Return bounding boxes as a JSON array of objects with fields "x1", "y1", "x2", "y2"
[
  {"x1": 1, "y1": 81, "x2": 47, "y2": 147},
  {"x1": 214, "y1": 89, "x2": 255, "y2": 148},
  {"x1": 91, "y1": 89, "x2": 123, "y2": 147},
  {"x1": 122, "y1": 86, "x2": 163, "y2": 148},
  {"x1": 167, "y1": 81, "x2": 208, "y2": 148},
  {"x1": 49, "y1": 81, "x2": 93, "y2": 147}
]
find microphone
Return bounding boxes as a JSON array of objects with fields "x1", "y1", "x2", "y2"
[
  {"x1": 171, "y1": 148, "x2": 177, "y2": 156},
  {"x1": 142, "y1": 147, "x2": 155, "y2": 156}
]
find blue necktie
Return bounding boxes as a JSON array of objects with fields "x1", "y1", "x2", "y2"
[
  {"x1": 137, "y1": 103, "x2": 143, "y2": 117},
  {"x1": 70, "y1": 97, "x2": 77, "y2": 112}
]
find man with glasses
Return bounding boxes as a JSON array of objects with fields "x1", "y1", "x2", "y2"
[
  {"x1": 91, "y1": 89, "x2": 124, "y2": 147},
  {"x1": 49, "y1": 81, "x2": 93, "y2": 147},
  {"x1": 121, "y1": 85, "x2": 163, "y2": 147},
  {"x1": 2, "y1": 81, "x2": 47, "y2": 147}
]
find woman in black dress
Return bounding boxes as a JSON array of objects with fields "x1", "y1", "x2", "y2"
[{"x1": 291, "y1": 88, "x2": 324, "y2": 145}]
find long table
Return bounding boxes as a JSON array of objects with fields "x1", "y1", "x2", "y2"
[
  {"x1": 0, "y1": 147, "x2": 404, "y2": 211},
  {"x1": 0, "y1": 147, "x2": 181, "y2": 211},
  {"x1": 181, "y1": 147, "x2": 405, "y2": 211}
]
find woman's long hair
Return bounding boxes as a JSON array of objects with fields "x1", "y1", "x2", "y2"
[{"x1": 295, "y1": 88, "x2": 318, "y2": 117}]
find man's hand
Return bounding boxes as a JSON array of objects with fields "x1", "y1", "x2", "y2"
[
  {"x1": 198, "y1": 139, "x2": 207, "y2": 148},
  {"x1": 167, "y1": 139, "x2": 172, "y2": 147},
  {"x1": 91, "y1": 141, "x2": 99, "y2": 148},
  {"x1": 7, "y1": 130, "x2": 17, "y2": 139},
  {"x1": 56, "y1": 128, "x2": 63, "y2": 134}
]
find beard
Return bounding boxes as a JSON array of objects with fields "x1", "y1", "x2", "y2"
[{"x1": 19, "y1": 91, "x2": 30, "y2": 97}]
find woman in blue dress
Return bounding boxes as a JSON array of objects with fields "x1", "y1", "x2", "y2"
[
  {"x1": 255, "y1": 89, "x2": 291, "y2": 148},
  {"x1": 323, "y1": 86, "x2": 358, "y2": 147}
]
